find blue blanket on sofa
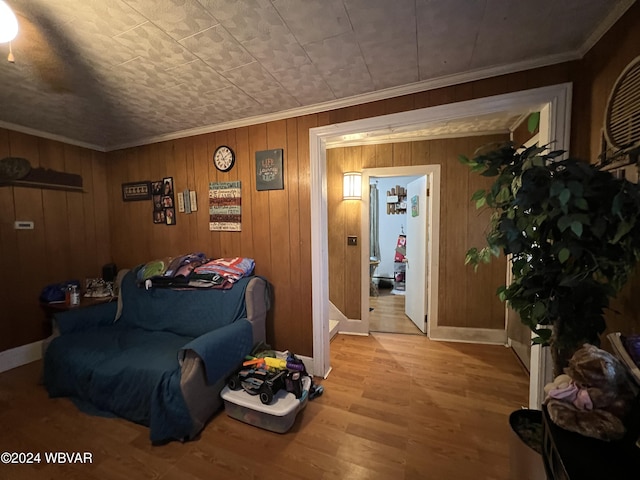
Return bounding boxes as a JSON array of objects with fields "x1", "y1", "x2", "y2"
[{"x1": 43, "y1": 269, "x2": 254, "y2": 443}]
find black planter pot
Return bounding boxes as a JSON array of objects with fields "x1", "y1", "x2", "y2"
[{"x1": 509, "y1": 409, "x2": 545, "y2": 480}]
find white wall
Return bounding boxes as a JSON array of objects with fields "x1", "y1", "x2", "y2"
[{"x1": 371, "y1": 175, "x2": 419, "y2": 278}]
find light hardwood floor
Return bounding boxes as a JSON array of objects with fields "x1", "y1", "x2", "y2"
[
  {"x1": 0, "y1": 334, "x2": 529, "y2": 480},
  {"x1": 368, "y1": 290, "x2": 423, "y2": 335}
]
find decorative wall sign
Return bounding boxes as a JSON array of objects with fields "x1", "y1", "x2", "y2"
[
  {"x1": 122, "y1": 181, "x2": 151, "y2": 201},
  {"x1": 255, "y1": 149, "x2": 284, "y2": 191},
  {"x1": 209, "y1": 181, "x2": 241, "y2": 231},
  {"x1": 411, "y1": 195, "x2": 419, "y2": 217}
]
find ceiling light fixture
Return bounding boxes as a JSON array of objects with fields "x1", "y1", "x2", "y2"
[{"x1": 0, "y1": 0, "x2": 18, "y2": 44}]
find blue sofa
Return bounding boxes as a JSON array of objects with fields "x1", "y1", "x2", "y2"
[{"x1": 43, "y1": 268, "x2": 269, "y2": 444}]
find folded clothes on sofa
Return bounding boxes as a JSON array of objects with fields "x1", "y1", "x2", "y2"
[
  {"x1": 136, "y1": 254, "x2": 254, "y2": 289},
  {"x1": 191, "y1": 257, "x2": 255, "y2": 284},
  {"x1": 137, "y1": 252, "x2": 208, "y2": 284}
]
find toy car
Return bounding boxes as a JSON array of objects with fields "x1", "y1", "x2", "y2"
[{"x1": 227, "y1": 367, "x2": 287, "y2": 405}]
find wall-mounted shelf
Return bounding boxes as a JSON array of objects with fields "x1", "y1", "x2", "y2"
[
  {"x1": 0, "y1": 157, "x2": 83, "y2": 192},
  {"x1": 0, "y1": 168, "x2": 83, "y2": 192},
  {"x1": 386, "y1": 185, "x2": 407, "y2": 214}
]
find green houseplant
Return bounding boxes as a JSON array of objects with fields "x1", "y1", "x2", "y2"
[{"x1": 460, "y1": 142, "x2": 640, "y2": 376}]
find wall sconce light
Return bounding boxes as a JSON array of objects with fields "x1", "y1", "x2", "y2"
[
  {"x1": 0, "y1": 1, "x2": 19, "y2": 44},
  {"x1": 343, "y1": 172, "x2": 362, "y2": 200}
]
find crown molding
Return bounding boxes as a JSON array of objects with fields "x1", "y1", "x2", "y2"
[
  {"x1": 0, "y1": 120, "x2": 106, "y2": 152},
  {"x1": 578, "y1": 0, "x2": 636, "y2": 58}
]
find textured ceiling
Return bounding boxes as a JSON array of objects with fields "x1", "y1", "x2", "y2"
[{"x1": 0, "y1": 0, "x2": 634, "y2": 151}]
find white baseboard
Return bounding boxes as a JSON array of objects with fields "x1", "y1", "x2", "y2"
[
  {"x1": 0, "y1": 341, "x2": 43, "y2": 374},
  {"x1": 429, "y1": 326, "x2": 507, "y2": 345}
]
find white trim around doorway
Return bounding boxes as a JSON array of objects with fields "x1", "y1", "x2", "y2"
[{"x1": 310, "y1": 83, "x2": 573, "y2": 385}]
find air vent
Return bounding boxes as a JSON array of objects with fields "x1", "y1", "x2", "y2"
[{"x1": 605, "y1": 55, "x2": 640, "y2": 151}]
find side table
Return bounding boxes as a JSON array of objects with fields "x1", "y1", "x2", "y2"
[{"x1": 40, "y1": 296, "x2": 117, "y2": 337}]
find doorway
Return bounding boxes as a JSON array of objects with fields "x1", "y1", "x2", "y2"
[
  {"x1": 360, "y1": 167, "x2": 440, "y2": 337},
  {"x1": 309, "y1": 83, "x2": 573, "y2": 408},
  {"x1": 368, "y1": 174, "x2": 419, "y2": 335}
]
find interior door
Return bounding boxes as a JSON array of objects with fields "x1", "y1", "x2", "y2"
[{"x1": 405, "y1": 176, "x2": 428, "y2": 333}]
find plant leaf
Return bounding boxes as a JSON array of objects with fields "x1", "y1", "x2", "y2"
[
  {"x1": 558, "y1": 215, "x2": 572, "y2": 232},
  {"x1": 570, "y1": 221, "x2": 583, "y2": 237},
  {"x1": 574, "y1": 198, "x2": 589, "y2": 210},
  {"x1": 471, "y1": 189, "x2": 485, "y2": 201},
  {"x1": 527, "y1": 112, "x2": 540, "y2": 133},
  {"x1": 612, "y1": 220, "x2": 633, "y2": 244},
  {"x1": 558, "y1": 248, "x2": 570, "y2": 263}
]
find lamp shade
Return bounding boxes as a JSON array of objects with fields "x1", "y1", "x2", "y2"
[
  {"x1": 343, "y1": 172, "x2": 362, "y2": 199},
  {"x1": 0, "y1": 0, "x2": 18, "y2": 44}
]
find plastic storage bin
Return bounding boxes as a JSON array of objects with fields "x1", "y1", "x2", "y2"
[{"x1": 221, "y1": 376, "x2": 311, "y2": 433}]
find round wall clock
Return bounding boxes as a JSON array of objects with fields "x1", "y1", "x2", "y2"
[{"x1": 213, "y1": 145, "x2": 235, "y2": 172}]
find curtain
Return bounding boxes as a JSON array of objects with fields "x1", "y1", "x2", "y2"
[{"x1": 370, "y1": 183, "x2": 380, "y2": 260}]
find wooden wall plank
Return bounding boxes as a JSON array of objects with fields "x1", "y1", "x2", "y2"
[
  {"x1": 234, "y1": 127, "x2": 254, "y2": 258},
  {"x1": 0, "y1": 129, "x2": 19, "y2": 350},
  {"x1": 375, "y1": 144, "x2": 393, "y2": 168},
  {"x1": 266, "y1": 120, "x2": 293, "y2": 347},
  {"x1": 8, "y1": 133, "x2": 46, "y2": 341},
  {"x1": 295, "y1": 114, "x2": 317, "y2": 355},
  {"x1": 327, "y1": 148, "x2": 345, "y2": 314},
  {"x1": 192, "y1": 134, "x2": 212, "y2": 255},
  {"x1": 344, "y1": 146, "x2": 362, "y2": 320},
  {"x1": 285, "y1": 117, "x2": 304, "y2": 349}
]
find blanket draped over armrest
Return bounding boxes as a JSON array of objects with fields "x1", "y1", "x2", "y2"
[{"x1": 181, "y1": 319, "x2": 253, "y2": 385}]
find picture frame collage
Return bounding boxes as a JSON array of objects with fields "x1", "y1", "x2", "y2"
[{"x1": 152, "y1": 177, "x2": 176, "y2": 225}]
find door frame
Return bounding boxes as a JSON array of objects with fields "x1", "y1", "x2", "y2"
[
  {"x1": 309, "y1": 83, "x2": 573, "y2": 387},
  {"x1": 358, "y1": 167, "x2": 440, "y2": 337}
]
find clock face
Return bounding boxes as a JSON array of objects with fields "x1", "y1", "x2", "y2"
[{"x1": 213, "y1": 145, "x2": 235, "y2": 172}]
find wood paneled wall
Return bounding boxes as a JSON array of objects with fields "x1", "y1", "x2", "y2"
[
  {"x1": 3, "y1": 3, "x2": 640, "y2": 356},
  {"x1": 104, "y1": 119, "x2": 316, "y2": 356},
  {"x1": 328, "y1": 135, "x2": 509, "y2": 330},
  {"x1": 0, "y1": 129, "x2": 110, "y2": 351},
  {"x1": 581, "y1": 1, "x2": 640, "y2": 338}
]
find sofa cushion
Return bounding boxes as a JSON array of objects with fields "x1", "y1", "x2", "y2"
[
  {"x1": 117, "y1": 269, "x2": 252, "y2": 337},
  {"x1": 44, "y1": 326, "x2": 193, "y2": 425}
]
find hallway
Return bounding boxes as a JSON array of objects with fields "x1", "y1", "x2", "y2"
[{"x1": 369, "y1": 286, "x2": 423, "y2": 335}]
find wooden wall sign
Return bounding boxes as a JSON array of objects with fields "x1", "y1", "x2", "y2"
[{"x1": 255, "y1": 149, "x2": 284, "y2": 191}]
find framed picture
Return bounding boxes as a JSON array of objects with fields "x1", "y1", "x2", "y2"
[
  {"x1": 151, "y1": 181, "x2": 163, "y2": 195},
  {"x1": 165, "y1": 207, "x2": 176, "y2": 225},
  {"x1": 122, "y1": 181, "x2": 151, "y2": 201},
  {"x1": 153, "y1": 195, "x2": 162, "y2": 211},
  {"x1": 162, "y1": 177, "x2": 174, "y2": 196},
  {"x1": 153, "y1": 210, "x2": 165, "y2": 224},
  {"x1": 151, "y1": 177, "x2": 177, "y2": 225},
  {"x1": 255, "y1": 149, "x2": 284, "y2": 191}
]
